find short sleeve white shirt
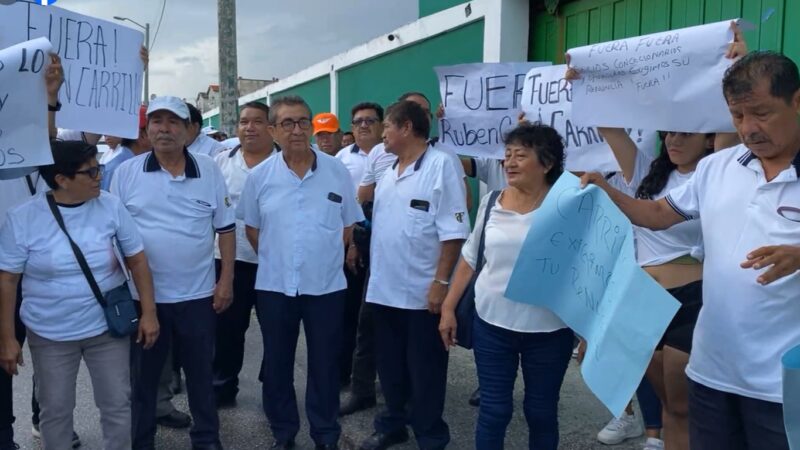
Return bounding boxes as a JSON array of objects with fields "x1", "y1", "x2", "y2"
[
  {"x1": 188, "y1": 133, "x2": 227, "y2": 157},
  {"x1": 366, "y1": 147, "x2": 470, "y2": 310},
  {"x1": 213, "y1": 146, "x2": 272, "y2": 264},
  {"x1": 472, "y1": 157, "x2": 507, "y2": 191},
  {"x1": 0, "y1": 192, "x2": 143, "y2": 341},
  {"x1": 665, "y1": 144, "x2": 800, "y2": 403},
  {"x1": 462, "y1": 192, "x2": 567, "y2": 332},
  {"x1": 111, "y1": 150, "x2": 235, "y2": 303},
  {"x1": 607, "y1": 150, "x2": 703, "y2": 266},
  {"x1": 0, "y1": 172, "x2": 48, "y2": 226},
  {"x1": 238, "y1": 149, "x2": 364, "y2": 297},
  {"x1": 360, "y1": 141, "x2": 466, "y2": 187},
  {"x1": 335, "y1": 143, "x2": 369, "y2": 194}
]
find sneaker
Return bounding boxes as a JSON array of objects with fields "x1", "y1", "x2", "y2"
[
  {"x1": 597, "y1": 413, "x2": 644, "y2": 445},
  {"x1": 32, "y1": 424, "x2": 81, "y2": 448},
  {"x1": 643, "y1": 437, "x2": 665, "y2": 450}
]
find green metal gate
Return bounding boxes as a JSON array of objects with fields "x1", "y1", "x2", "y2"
[{"x1": 529, "y1": 0, "x2": 799, "y2": 65}]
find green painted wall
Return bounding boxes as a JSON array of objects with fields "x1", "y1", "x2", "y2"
[
  {"x1": 419, "y1": 0, "x2": 470, "y2": 17},
  {"x1": 337, "y1": 20, "x2": 485, "y2": 134},
  {"x1": 530, "y1": 0, "x2": 800, "y2": 65},
  {"x1": 270, "y1": 76, "x2": 331, "y2": 118}
]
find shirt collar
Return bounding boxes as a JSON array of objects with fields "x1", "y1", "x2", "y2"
[
  {"x1": 793, "y1": 150, "x2": 800, "y2": 177},
  {"x1": 392, "y1": 148, "x2": 428, "y2": 172},
  {"x1": 351, "y1": 143, "x2": 360, "y2": 154},
  {"x1": 144, "y1": 148, "x2": 200, "y2": 178},
  {"x1": 738, "y1": 146, "x2": 800, "y2": 179}
]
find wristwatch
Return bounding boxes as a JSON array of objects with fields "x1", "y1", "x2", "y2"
[{"x1": 48, "y1": 101, "x2": 62, "y2": 112}]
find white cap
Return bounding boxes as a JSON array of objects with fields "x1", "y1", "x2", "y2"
[
  {"x1": 202, "y1": 126, "x2": 221, "y2": 136},
  {"x1": 146, "y1": 96, "x2": 190, "y2": 120}
]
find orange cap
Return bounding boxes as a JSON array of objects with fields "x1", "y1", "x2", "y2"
[{"x1": 313, "y1": 112, "x2": 340, "y2": 135}]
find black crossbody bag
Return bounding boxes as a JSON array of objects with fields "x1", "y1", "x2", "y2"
[
  {"x1": 46, "y1": 193, "x2": 139, "y2": 338},
  {"x1": 455, "y1": 190, "x2": 501, "y2": 349}
]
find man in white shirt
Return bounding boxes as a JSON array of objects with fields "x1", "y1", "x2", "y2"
[
  {"x1": 187, "y1": 103, "x2": 227, "y2": 157},
  {"x1": 238, "y1": 95, "x2": 363, "y2": 450},
  {"x1": 212, "y1": 101, "x2": 276, "y2": 407},
  {"x1": 336, "y1": 102, "x2": 383, "y2": 416},
  {"x1": 583, "y1": 51, "x2": 800, "y2": 450},
  {"x1": 360, "y1": 100, "x2": 469, "y2": 450},
  {"x1": 112, "y1": 96, "x2": 235, "y2": 450}
]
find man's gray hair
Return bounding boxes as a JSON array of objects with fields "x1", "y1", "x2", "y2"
[{"x1": 269, "y1": 95, "x2": 312, "y2": 124}]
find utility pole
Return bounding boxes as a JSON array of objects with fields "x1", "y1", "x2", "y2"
[{"x1": 217, "y1": 0, "x2": 239, "y2": 136}]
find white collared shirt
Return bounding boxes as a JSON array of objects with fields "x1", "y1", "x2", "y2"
[
  {"x1": 366, "y1": 147, "x2": 470, "y2": 310},
  {"x1": 335, "y1": 143, "x2": 370, "y2": 193},
  {"x1": 360, "y1": 141, "x2": 466, "y2": 187},
  {"x1": 111, "y1": 150, "x2": 235, "y2": 303},
  {"x1": 238, "y1": 148, "x2": 364, "y2": 297},
  {"x1": 666, "y1": 144, "x2": 800, "y2": 403},
  {"x1": 188, "y1": 133, "x2": 227, "y2": 157},
  {"x1": 214, "y1": 146, "x2": 273, "y2": 264}
]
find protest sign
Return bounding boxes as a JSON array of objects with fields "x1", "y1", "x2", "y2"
[
  {"x1": 784, "y1": 344, "x2": 800, "y2": 450},
  {"x1": 505, "y1": 172, "x2": 680, "y2": 416},
  {"x1": 0, "y1": 1, "x2": 145, "y2": 138},
  {"x1": 521, "y1": 64, "x2": 657, "y2": 172},
  {"x1": 568, "y1": 20, "x2": 736, "y2": 132},
  {"x1": 0, "y1": 37, "x2": 53, "y2": 174},
  {"x1": 435, "y1": 62, "x2": 550, "y2": 159}
]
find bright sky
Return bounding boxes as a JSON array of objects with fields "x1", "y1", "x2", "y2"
[{"x1": 58, "y1": 0, "x2": 418, "y2": 102}]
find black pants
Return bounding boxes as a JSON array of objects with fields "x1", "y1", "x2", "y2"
[
  {"x1": 688, "y1": 379, "x2": 789, "y2": 450},
  {"x1": 340, "y1": 264, "x2": 366, "y2": 388},
  {"x1": 213, "y1": 260, "x2": 258, "y2": 399},
  {"x1": 0, "y1": 287, "x2": 26, "y2": 445},
  {"x1": 349, "y1": 269, "x2": 376, "y2": 398},
  {"x1": 131, "y1": 298, "x2": 220, "y2": 449},
  {"x1": 255, "y1": 290, "x2": 345, "y2": 446},
  {"x1": 373, "y1": 304, "x2": 450, "y2": 450}
]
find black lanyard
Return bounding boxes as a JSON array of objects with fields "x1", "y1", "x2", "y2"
[{"x1": 24, "y1": 174, "x2": 38, "y2": 196}]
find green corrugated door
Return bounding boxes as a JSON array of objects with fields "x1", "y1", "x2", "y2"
[{"x1": 529, "y1": 0, "x2": 800, "y2": 65}]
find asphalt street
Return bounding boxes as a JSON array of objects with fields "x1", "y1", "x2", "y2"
[{"x1": 10, "y1": 316, "x2": 647, "y2": 449}]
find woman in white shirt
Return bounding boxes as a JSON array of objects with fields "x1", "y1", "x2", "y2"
[
  {"x1": 0, "y1": 141, "x2": 159, "y2": 450},
  {"x1": 439, "y1": 123, "x2": 572, "y2": 450}
]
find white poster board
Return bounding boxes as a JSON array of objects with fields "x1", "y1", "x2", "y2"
[
  {"x1": 0, "y1": 37, "x2": 53, "y2": 173},
  {"x1": 521, "y1": 65, "x2": 657, "y2": 172},
  {"x1": 0, "y1": 1, "x2": 145, "y2": 138},
  {"x1": 435, "y1": 62, "x2": 551, "y2": 159},
  {"x1": 568, "y1": 20, "x2": 737, "y2": 132}
]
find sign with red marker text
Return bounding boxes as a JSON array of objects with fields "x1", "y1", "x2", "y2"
[
  {"x1": 568, "y1": 20, "x2": 737, "y2": 132},
  {"x1": 0, "y1": 1, "x2": 145, "y2": 138}
]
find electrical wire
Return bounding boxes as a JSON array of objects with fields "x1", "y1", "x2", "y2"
[{"x1": 149, "y1": 0, "x2": 167, "y2": 51}]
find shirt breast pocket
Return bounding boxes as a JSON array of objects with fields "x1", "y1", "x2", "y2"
[
  {"x1": 319, "y1": 193, "x2": 343, "y2": 231},
  {"x1": 405, "y1": 200, "x2": 435, "y2": 238}
]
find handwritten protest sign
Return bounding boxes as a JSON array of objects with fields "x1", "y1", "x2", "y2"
[
  {"x1": 435, "y1": 62, "x2": 550, "y2": 159},
  {"x1": 784, "y1": 345, "x2": 800, "y2": 449},
  {"x1": 0, "y1": 37, "x2": 53, "y2": 175},
  {"x1": 521, "y1": 65, "x2": 657, "y2": 172},
  {"x1": 505, "y1": 172, "x2": 680, "y2": 416},
  {"x1": 0, "y1": 1, "x2": 145, "y2": 138},
  {"x1": 568, "y1": 20, "x2": 736, "y2": 132}
]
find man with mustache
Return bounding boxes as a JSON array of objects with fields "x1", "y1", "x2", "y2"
[
  {"x1": 112, "y1": 96, "x2": 235, "y2": 450},
  {"x1": 582, "y1": 51, "x2": 800, "y2": 450}
]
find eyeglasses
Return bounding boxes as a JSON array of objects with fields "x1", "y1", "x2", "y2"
[
  {"x1": 75, "y1": 165, "x2": 104, "y2": 179},
  {"x1": 276, "y1": 118, "x2": 312, "y2": 132},
  {"x1": 352, "y1": 118, "x2": 380, "y2": 128}
]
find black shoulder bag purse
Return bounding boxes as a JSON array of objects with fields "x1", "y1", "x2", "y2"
[
  {"x1": 455, "y1": 190, "x2": 501, "y2": 349},
  {"x1": 46, "y1": 193, "x2": 139, "y2": 338}
]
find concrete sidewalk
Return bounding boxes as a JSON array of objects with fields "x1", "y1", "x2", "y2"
[{"x1": 10, "y1": 316, "x2": 648, "y2": 449}]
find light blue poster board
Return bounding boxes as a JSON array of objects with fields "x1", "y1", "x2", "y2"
[
  {"x1": 505, "y1": 172, "x2": 680, "y2": 416},
  {"x1": 783, "y1": 344, "x2": 800, "y2": 449}
]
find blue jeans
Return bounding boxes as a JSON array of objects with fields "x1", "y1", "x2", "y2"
[
  {"x1": 637, "y1": 375, "x2": 662, "y2": 429},
  {"x1": 473, "y1": 316, "x2": 574, "y2": 450}
]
